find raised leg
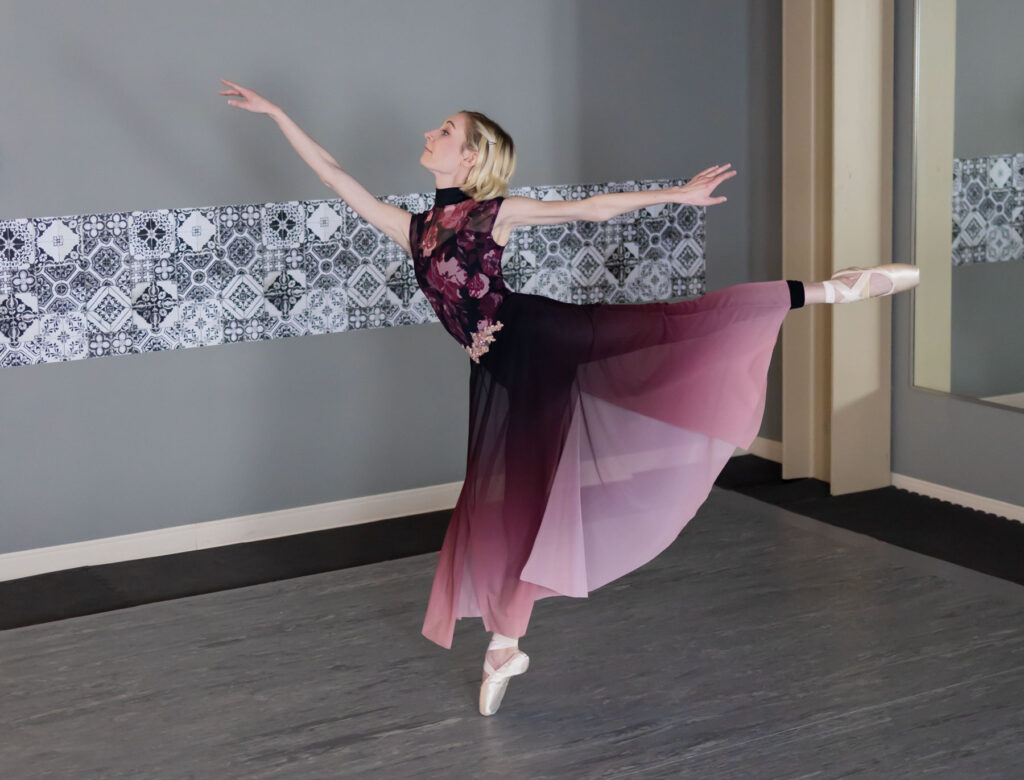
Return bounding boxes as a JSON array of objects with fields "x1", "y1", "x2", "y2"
[{"x1": 800, "y1": 264, "x2": 920, "y2": 305}]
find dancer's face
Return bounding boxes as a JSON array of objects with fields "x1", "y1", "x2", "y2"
[{"x1": 421, "y1": 113, "x2": 477, "y2": 181}]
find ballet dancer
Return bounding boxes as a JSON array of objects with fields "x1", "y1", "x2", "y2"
[{"x1": 219, "y1": 79, "x2": 919, "y2": 716}]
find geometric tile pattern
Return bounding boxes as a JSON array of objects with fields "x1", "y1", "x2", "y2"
[
  {"x1": 0, "y1": 177, "x2": 705, "y2": 368},
  {"x1": 952, "y1": 154, "x2": 1024, "y2": 266}
]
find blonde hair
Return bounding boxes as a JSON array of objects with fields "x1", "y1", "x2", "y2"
[{"x1": 456, "y1": 110, "x2": 516, "y2": 201}]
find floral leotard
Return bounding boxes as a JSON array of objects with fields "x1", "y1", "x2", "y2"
[{"x1": 408, "y1": 186, "x2": 511, "y2": 363}]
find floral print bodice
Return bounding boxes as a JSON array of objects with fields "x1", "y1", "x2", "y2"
[{"x1": 409, "y1": 188, "x2": 511, "y2": 362}]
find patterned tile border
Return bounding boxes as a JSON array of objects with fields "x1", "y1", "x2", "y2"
[
  {"x1": 0, "y1": 178, "x2": 705, "y2": 368},
  {"x1": 952, "y1": 153, "x2": 1024, "y2": 266}
]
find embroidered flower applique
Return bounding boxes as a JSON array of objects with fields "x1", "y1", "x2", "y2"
[{"x1": 464, "y1": 319, "x2": 504, "y2": 363}]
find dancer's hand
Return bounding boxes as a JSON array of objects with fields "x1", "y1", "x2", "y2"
[
  {"x1": 219, "y1": 79, "x2": 277, "y2": 115},
  {"x1": 673, "y1": 164, "x2": 737, "y2": 206}
]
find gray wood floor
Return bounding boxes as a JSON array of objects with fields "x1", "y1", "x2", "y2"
[{"x1": 3, "y1": 488, "x2": 1023, "y2": 779}]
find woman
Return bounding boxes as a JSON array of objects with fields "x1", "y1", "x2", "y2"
[{"x1": 219, "y1": 79, "x2": 919, "y2": 716}]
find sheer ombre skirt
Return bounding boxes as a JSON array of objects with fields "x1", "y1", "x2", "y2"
[{"x1": 422, "y1": 280, "x2": 803, "y2": 648}]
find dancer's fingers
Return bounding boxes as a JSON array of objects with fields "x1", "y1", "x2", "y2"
[
  {"x1": 221, "y1": 79, "x2": 249, "y2": 95},
  {"x1": 704, "y1": 164, "x2": 732, "y2": 178},
  {"x1": 688, "y1": 163, "x2": 734, "y2": 187}
]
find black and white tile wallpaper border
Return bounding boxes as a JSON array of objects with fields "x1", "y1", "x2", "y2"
[
  {"x1": 952, "y1": 153, "x2": 1024, "y2": 266},
  {"x1": 0, "y1": 178, "x2": 706, "y2": 368}
]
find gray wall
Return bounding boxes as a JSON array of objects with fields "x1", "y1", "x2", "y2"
[
  {"x1": 952, "y1": 261, "x2": 1024, "y2": 397},
  {"x1": 950, "y1": 0, "x2": 1024, "y2": 396},
  {"x1": 953, "y1": 0, "x2": 1023, "y2": 158},
  {"x1": 0, "y1": 0, "x2": 783, "y2": 556},
  {"x1": 892, "y1": 0, "x2": 1024, "y2": 505}
]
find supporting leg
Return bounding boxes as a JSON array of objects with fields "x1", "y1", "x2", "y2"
[
  {"x1": 482, "y1": 631, "x2": 521, "y2": 683},
  {"x1": 479, "y1": 631, "x2": 530, "y2": 716}
]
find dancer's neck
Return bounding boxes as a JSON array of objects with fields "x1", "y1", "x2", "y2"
[{"x1": 434, "y1": 186, "x2": 471, "y2": 207}]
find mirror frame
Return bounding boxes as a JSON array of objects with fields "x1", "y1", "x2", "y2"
[{"x1": 909, "y1": 0, "x2": 1024, "y2": 414}]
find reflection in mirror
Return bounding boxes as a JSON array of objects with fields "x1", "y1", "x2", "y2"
[{"x1": 912, "y1": 0, "x2": 1024, "y2": 411}]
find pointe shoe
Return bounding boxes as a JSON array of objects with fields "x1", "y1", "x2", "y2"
[
  {"x1": 479, "y1": 649, "x2": 530, "y2": 716},
  {"x1": 821, "y1": 263, "x2": 920, "y2": 303}
]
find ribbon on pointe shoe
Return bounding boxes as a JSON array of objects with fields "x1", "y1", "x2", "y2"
[
  {"x1": 480, "y1": 651, "x2": 530, "y2": 716},
  {"x1": 480, "y1": 637, "x2": 530, "y2": 716},
  {"x1": 822, "y1": 264, "x2": 919, "y2": 304},
  {"x1": 483, "y1": 632, "x2": 528, "y2": 684},
  {"x1": 822, "y1": 267, "x2": 876, "y2": 303}
]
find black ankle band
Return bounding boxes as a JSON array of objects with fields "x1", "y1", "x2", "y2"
[{"x1": 786, "y1": 280, "x2": 805, "y2": 309}]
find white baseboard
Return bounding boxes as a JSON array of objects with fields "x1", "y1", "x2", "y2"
[
  {"x1": 2, "y1": 435, "x2": 1018, "y2": 583},
  {"x1": 0, "y1": 437, "x2": 780, "y2": 583},
  {"x1": 736, "y1": 436, "x2": 1024, "y2": 524},
  {"x1": 734, "y1": 438, "x2": 1024, "y2": 523},
  {"x1": 0, "y1": 481, "x2": 463, "y2": 584},
  {"x1": 890, "y1": 473, "x2": 1024, "y2": 524}
]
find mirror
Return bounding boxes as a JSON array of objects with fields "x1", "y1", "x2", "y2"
[{"x1": 912, "y1": 0, "x2": 1024, "y2": 411}]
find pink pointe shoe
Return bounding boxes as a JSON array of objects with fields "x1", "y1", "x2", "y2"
[
  {"x1": 821, "y1": 263, "x2": 920, "y2": 303},
  {"x1": 479, "y1": 637, "x2": 529, "y2": 716}
]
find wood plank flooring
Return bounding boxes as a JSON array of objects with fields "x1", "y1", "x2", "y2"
[{"x1": 2, "y1": 488, "x2": 1022, "y2": 779}]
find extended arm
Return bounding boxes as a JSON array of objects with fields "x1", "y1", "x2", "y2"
[
  {"x1": 268, "y1": 107, "x2": 412, "y2": 256},
  {"x1": 495, "y1": 164, "x2": 737, "y2": 235},
  {"x1": 219, "y1": 80, "x2": 411, "y2": 256}
]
